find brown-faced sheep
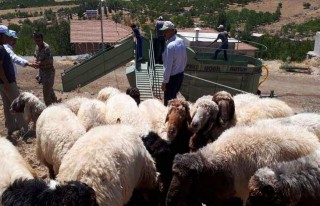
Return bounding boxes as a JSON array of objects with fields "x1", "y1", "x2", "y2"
[
  {"x1": 77, "y1": 99, "x2": 107, "y2": 131},
  {"x1": 165, "y1": 99, "x2": 192, "y2": 154},
  {"x1": 166, "y1": 124, "x2": 320, "y2": 206},
  {"x1": 189, "y1": 97, "x2": 219, "y2": 152},
  {"x1": 247, "y1": 150, "x2": 320, "y2": 206},
  {"x1": 210, "y1": 91, "x2": 294, "y2": 139},
  {"x1": 10, "y1": 92, "x2": 46, "y2": 129},
  {"x1": 36, "y1": 104, "x2": 86, "y2": 178},
  {"x1": 97, "y1": 86, "x2": 121, "y2": 102},
  {"x1": 57, "y1": 125, "x2": 158, "y2": 206}
]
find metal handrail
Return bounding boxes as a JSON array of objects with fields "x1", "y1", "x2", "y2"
[
  {"x1": 148, "y1": 32, "x2": 161, "y2": 99},
  {"x1": 184, "y1": 73, "x2": 249, "y2": 94}
]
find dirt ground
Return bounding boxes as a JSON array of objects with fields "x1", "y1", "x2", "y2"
[{"x1": 0, "y1": 57, "x2": 319, "y2": 178}]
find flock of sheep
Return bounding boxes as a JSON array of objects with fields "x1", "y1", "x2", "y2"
[{"x1": 2, "y1": 86, "x2": 320, "y2": 206}]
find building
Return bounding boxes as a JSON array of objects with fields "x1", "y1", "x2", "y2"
[{"x1": 70, "y1": 20, "x2": 132, "y2": 54}]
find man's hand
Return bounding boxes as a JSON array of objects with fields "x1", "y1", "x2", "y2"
[{"x1": 161, "y1": 83, "x2": 166, "y2": 91}]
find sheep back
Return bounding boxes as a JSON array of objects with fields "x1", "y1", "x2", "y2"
[
  {"x1": 97, "y1": 86, "x2": 121, "y2": 102},
  {"x1": 201, "y1": 124, "x2": 320, "y2": 202},
  {"x1": 64, "y1": 96, "x2": 90, "y2": 114},
  {"x1": 139, "y1": 98, "x2": 168, "y2": 139},
  {"x1": 57, "y1": 125, "x2": 157, "y2": 206},
  {"x1": 77, "y1": 99, "x2": 107, "y2": 131},
  {"x1": 0, "y1": 138, "x2": 36, "y2": 197},
  {"x1": 36, "y1": 104, "x2": 86, "y2": 176}
]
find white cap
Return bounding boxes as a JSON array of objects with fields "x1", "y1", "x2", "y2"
[
  {"x1": 160, "y1": 21, "x2": 175, "y2": 31},
  {"x1": 0, "y1": 25, "x2": 10, "y2": 36},
  {"x1": 217, "y1": 25, "x2": 224, "y2": 30},
  {"x1": 158, "y1": 16, "x2": 163, "y2": 20},
  {"x1": 9, "y1": 30, "x2": 18, "y2": 39}
]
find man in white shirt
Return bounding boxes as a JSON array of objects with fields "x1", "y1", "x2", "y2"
[
  {"x1": 160, "y1": 21, "x2": 187, "y2": 106},
  {"x1": 4, "y1": 30, "x2": 37, "y2": 77}
]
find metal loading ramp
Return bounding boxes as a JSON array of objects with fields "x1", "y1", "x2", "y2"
[{"x1": 61, "y1": 37, "x2": 135, "y2": 92}]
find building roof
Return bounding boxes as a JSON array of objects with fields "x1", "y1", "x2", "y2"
[{"x1": 70, "y1": 20, "x2": 132, "y2": 44}]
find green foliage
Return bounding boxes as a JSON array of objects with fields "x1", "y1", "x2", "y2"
[
  {"x1": 0, "y1": 0, "x2": 78, "y2": 10},
  {"x1": 250, "y1": 34, "x2": 313, "y2": 61}
]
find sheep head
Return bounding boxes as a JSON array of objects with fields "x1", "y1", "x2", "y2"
[
  {"x1": 166, "y1": 153, "x2": 203, "y2": 206},
  {"x1": 247, "y1": 168, "x2": 284, "y2": 206},
  {"x1": 190, "y1": 99, "x2": 219, "y2": 133},
  {"x1": 10, "y1": 92, "x2": 31, "y2": 113},
  {"x1": 212, "y1": 91, "x2": 235, "y2": 127},
  {"x1": 126, "y1": 86, "x2": 141, "y2": 105},
  {"x1": 165, "y1": 99, "x2": 192, "y2": 141}
]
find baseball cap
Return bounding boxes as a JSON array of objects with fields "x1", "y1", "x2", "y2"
[
  {"x1": 160, "y1": 21, "x2": 175, "y2": 31},
  {"x1": 158, "y1": 16, "x2": 163, "y2": 20},
  {"x1": 217, "y1": 25, "x2": 224, "y2": 29},
  {"x1": 9, "y1": 30, "x2": 19, "y2": 39},
  {"x1": 0, "y1": 25, "x2": 10, "y2": 36}
]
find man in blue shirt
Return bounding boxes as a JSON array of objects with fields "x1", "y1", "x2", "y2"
[
  {"x1": 130, "y1": 24, "x2": 143, "y2": 61},
  {"x1": 160, "y1": 21, "x2": 187, "y2": 106},
  {"x1": 210, "y1": 24, "x2": 230, "y2": 61},
  {"x1": 0, "y1": 25, "x2": 28, "y2": 136}
]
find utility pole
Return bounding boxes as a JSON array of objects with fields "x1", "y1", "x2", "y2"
[{"x1": 100, "y1": 0, "x2": 105, "y2": 50}]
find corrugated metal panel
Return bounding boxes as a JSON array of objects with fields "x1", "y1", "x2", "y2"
[{"x1": 61, "y1": 38, "x2": 134, "y2": 92}]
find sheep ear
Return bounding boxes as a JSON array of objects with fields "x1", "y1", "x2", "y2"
[
  {"x1": 165, "y1": 107, "x2": 172, "y2": 122},
  {"x1": 229, "y1": 98, "x2": 235, "y2": 120}
]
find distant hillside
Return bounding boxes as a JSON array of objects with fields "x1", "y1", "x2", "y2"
[{"x1": 230, "y1": 0, "x2": 320, "y2": 34}]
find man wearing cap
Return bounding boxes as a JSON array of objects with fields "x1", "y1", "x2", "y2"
[
  {"x1": 160, "y1": 21, "x2": 187, "y2": 106},
  {"x1": 33, "y1": 32, "x2": 59, "y2": 106},
  {"x1": 0, "y1": 25, "x2": 29, "y2": 136},
  {"x1": 210, "y1": 24, "x2": 230, "y2": 61},
  {"x1": 155, "y1": 16, "x2": 165, "y2": 63},
  {"x1": 4, "y1": 30, "x2": 37, "y2": 77}
]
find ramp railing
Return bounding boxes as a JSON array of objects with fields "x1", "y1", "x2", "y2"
[{"x1": 61, "y1": 37, "x2": 134, "y2": 92}]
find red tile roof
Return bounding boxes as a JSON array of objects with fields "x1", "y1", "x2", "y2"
[{"x1": 70, "y1": 20, "x2": 132, "y2": 43}]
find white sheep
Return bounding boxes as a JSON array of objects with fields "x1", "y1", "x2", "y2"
[
  {"x1": 97, "y1": 86, "x2": 121, "y2": 102},
  {"x1": 10, "y1": 92, "x2": 46, "y2": 128},
  {"x1": 166, "y1": 124, "x2": 320, "y2": 206},
  {"x1": 77, "y1": 99, "x2": 107, "y2": 131},
  {"x1": 189, "y1": 97, "x2": 219, "y2": 152},
  {"x1": 0, "y1": 137, "x2": 36, "y2": 197},
  {"x1": 63, "y1": 96, "x2": 90, "y2": 114},
  {"x1": 233, "y1": 92, "x2": 260, "y2": 109},
  {"x1": 247, "y1": 150, "x2": 320, "y2": 206},
  {"x1": 0, "y1": 139, "x2": 98, "y2": 206},
  {"x1": 255, "y1": 112, "x2": 320, "y2": 139},
  {"x1": 139, "y1": 98, "x2": 168, "y2": 139},
  {"x1": 211, "y1": 91, "x2": 294, "y2": 139},
  {"x1": 36, "y1": 104, "x2": 86, "y2": 178},
  {"x1": 105, "y1": 93, "x2": 149, "y2": 135},
  {"x1": 57, "y1": 125, "x2": 158, "y2": 206}
]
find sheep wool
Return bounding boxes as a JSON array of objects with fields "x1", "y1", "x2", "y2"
[
  {"x1": 97, "y1": 86, "x2": 121, "y2": 102},
  {"x1": 105, "y1": 93, "x2": 149, "y2": 135},
  {"x1": 167, "y1": 124, "x2": 320, "y2": 206},
  {"x1": 0, "y1": 138, "x2": 36, "y2": 197},
  {"x1": 201, "y1": 124, "x2": 320, "y2": 202},
  {"x1": 36, "y1": 104, "x2": 86, "y2": 178},
  {"x1": 57, "y1": 125, "x2": 157, "y2": 206},
  {"x1": 64, "y1": 96, "x2": 90, "y2": 115},
  {"x1": 139, "y1": 98, "x2": 168, "y2": 139},
  {"x1": 77, "y1": 99, "x2": 107, "y2": 131}
]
